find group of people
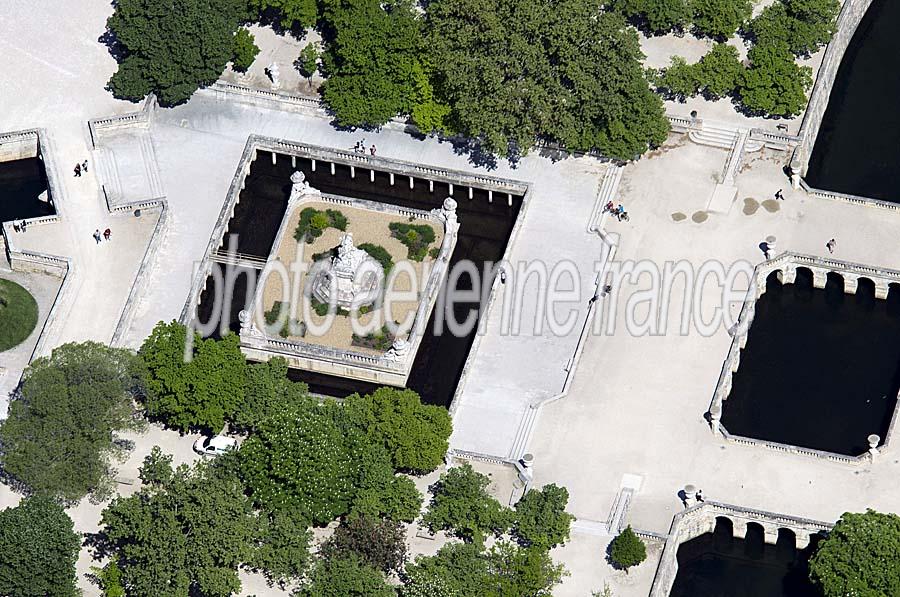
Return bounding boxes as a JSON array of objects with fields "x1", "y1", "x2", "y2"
[
  {"x1": 11, "y1": 220, "x2": 28, "y2": 233},
  {"x1": 73, "y1": 159, "x2": 89, "y2": 177},
  {"x1": 92, "y1": 228, "x2": 112, "y2": 244},
  {"x1": 353, "y1": 140, "x2": 376, "y2": 155},
  {"x1": 604, "y1": 201, "x2": 629, "y2": 222}
]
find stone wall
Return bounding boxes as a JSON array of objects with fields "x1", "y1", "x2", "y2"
[
  {"x1": 649, "y1": 502, "x2": 831, "y2": 597},
  {"x1": 0, "y1": 130, "x2": 38, "y2": 162},
  {"x1": 793, "y1": 0, "x2": 876, "y2": 176}
]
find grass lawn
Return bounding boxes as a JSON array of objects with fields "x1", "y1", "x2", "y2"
[{"x1": 0, "y1": 279, "x2": 38, "y2": 352}]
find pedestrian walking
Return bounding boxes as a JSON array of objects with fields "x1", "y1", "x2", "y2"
[
  {"x1": 12, "y1": 221, "x2": 20, "y2": 233},
  {"x1": 826, "y1": 238, "x2": 836, "y2": 254},
  {"x1": 82, "y1": 160, "x2": 88, "y2": 173},
  {"x1": 20, "y1": 220, "x2": 26, "y2": 233},
  {"x1": 370, "y1": 144, "x2": 377, "y2": 156},
  {"x1": 74, "y1": 163, "x2": 81, "y2": 177},
  {"x1": 696, "y1": 489, "x2": 705, "y2": 502},
  {"x1": 103, "y1": 228, "x2": 111, "y2": 241},
  {"x1": 759, "y1": 241, "x2": 771, "y2": 260},
  {"x1": 775, "y1": 189, "x2": 784, "y2": 201},
  {"x1": 93, "y1": 229, "x2": 101, "y2": 244}
]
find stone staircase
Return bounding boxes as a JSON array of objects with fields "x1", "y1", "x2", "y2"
[
  {"x1": 93, "y1": 146, "x2": 122, "y2": 204},
  {"x1": 139, "y1": 134, "x2": 165, "y2": 200},
  {"x1": 588, "y1": 165, "x2": 624, "y2": 232},
  {"x1": 689, "y1": 121, "x2": 762, "y2": 153},
  {"x1": 506, "y1": 404, "x2": 540, "y2": 461}
]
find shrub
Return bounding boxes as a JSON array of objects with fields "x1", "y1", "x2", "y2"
[
  {"x1": 389, "y1": 222, "x2": 437, "y2": 261},
  {"x1": 513, "y1": 484, "x2": 575, "y2": 550},
  {"x1": 294, "y1": 208, "x2": 347, "y2": 243},
  {"x1": 264, "y1": 301, "x2": 305, "y2": 338},
  {"x1": 295, "y1": 555, "x2": 394, "y2": 597},
  {"x1": 139, "y1": 446, "x2": 174, "y2": 487},
  {"x1": 748, "y1": 0, "x2": 840, "y2": 56},
  {"x1": 297, "y1": 43, "x2": 319, "y2": 83},
  {"x1": 610, "y1": 526, "x2": 647, "y2": 573},
  {"x1": 691, "y1": 0, "x2": 752, "y2": 39},
  {"x1": 422, "y1": 463, "x2": 512, "y2": 543},
  {"x1": 232, "y1": 28, "x2": 259, "y2": 72},
  {"x1": 358, "y1": 243, "x2": 394, "y2": 274},
  {"x1": 351, "y1": 325, "x2": 395, "y2": 350}
]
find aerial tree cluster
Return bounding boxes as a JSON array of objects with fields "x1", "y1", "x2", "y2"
[
  {"x1": 809, "y1": 510, "x2": 900, "y2": 597},
  {"x1": 748, "y1": 0, "x2": 841, "y2": 57},
  {"x1": 609, "y1": 526, "x2": 647, "y2": 573},
  {"x1": 608, "y1": 0, "x2": 751, "y2": 38},
  {"x1": 0, "y1": 342, "x2": 145, "y2": 502}
]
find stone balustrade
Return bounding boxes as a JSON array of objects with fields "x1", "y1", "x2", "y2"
[
  {"x1": 649, "y1": 501, "x2": 831, "y2": 597},
  {"x1": 707, "y1": 252, "x2": 900, "y2": 463}
]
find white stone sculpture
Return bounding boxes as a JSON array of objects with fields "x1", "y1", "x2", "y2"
[
  {"x1": 267, "y1": 62, "x2": 281, "y2": 89},
  {"x1": 289, "y1": 170, "x2": 312, "y2": 204},
  {"x1": 311, "y1": 233, "x2": 381, "y2": 309}
]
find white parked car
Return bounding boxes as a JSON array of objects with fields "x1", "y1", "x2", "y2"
[{"x1": 193, "y1": 435, "x2": 237, "y2": 456}]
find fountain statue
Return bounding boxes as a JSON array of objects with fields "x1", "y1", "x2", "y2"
[
  {"x1": 310, "y1": 233, "x2": 382, "y2": 309},
  {"x1": 289, "y1": 170, "x2": 311, "y2": 203},
  {"x1": 267, "y1": 62, "x2": 281, "y2": 89}
]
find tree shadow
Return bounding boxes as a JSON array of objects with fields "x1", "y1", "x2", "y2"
[{"x1": 98, "y1": 27, "x2": 127, "y2": 63}]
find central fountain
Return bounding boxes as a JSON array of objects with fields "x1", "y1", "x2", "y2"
[{"x1": 310, "y1": 232, "x2": 382, "y2": 309}]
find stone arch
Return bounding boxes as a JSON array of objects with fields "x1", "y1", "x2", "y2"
[
  {"x1": 714, "y1": 516, "x2": 734, "y2": 536},
  {"x1": 777, "y1": 527, "x2": 796, "y2": 549},
  {"x1": 857, "y1": 276, "x2": 876, "y2": 296},
  {"x1": 743, "y1": 522, "x2": 765, "y2": 559},
  {"x1": 795, "y1": 266, "x2": 814, "y2": 287},
  {"x1": 826, "y1": 271, "x2": 844, "y2": 290}
]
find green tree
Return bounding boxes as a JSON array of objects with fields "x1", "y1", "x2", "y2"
[
  {"x1": 550, "y1": 8, "x2": 670, "y2": 159},
  {"x1": 350, "y1": 443, "x2": 423, "y2": 522},
  {"x1": 0, "y1": 497, "x2": 80, "y2": 597},
  {"x1": 422, "y1": 462, "x2": 511, "y2": 543},
  {"x1": 101, "y1": 459, "x2": 258, "y2": 597},
  {"x1": 138, "y1": 321, "x2": 248, "y2": 434},
  {"x1": 320, "y1": 0, "x2": 423, "y2": 127},
  {"x1": 106, "y1": 0, "x2": 244, "y2": 105},
  {"x1": 655, "y1": 56, "x2": 701, "y2": 101},
  {"x1": 0, "y1": 342, "x2": 145, "y2": 501},
  {"x1": 232, "y1": 28, "x2": 260, "y2": 72},
  {"x1": 513, "y1": 484, "x2": 575, "y2": 550},
  {"x1": 484, "y1": 541, "x2": 567, "y2": 596},
  {"x1": 697, "y1": 43, "x2": 744, "y2": 97},
  {"x1": 749, "y1": 0, "x2": 839, "y2": 56},
  {"x1": 297, "y1": 43, "x2": 320, "y2": 85},
  {"x1": 404, "y1": 540, "x2": 565, "y2": 597},
  {"x1": 139, "y1": 445, "x2": 174, "y2": 487},
  {"x1": 94, "y1": 560, "x2": 127, "y2": 597},
  {"x1": 809, "y1": 510, "x2": 900, "y2": 597},
  {"x1": 609, "y1": 526, "x2": 647, "y2": 573},
  {"x1": 738, "y1": 42, "x2": 812, "y2": 117},
  {"x1": 346, "y1": 387, "x2": 452, "y2": 473},
  {"x1": 250, "y1": 508, "x2": 313, "y2": 584},
  {"x1": 234, "y1": 357, "x2": 309, "y2": 432},
  {"x1": 410, "y1": 59, "x2": 452, "y2": 135},
  {"x1": 401, "y1": 573, "x2": 456, "y2": 597},
  {"x1": 249, "y1": 0, "x2": 317, "y2": 28},
  {"x1": 321, "y1": 515, "x2": 407, "y2": 574},
  {"x1": 608, "y1": 0, "x2": 691, "y2": 34},
  {"x1": 691, "y1": 0, "x2": 751, "y2": 39},
  {"x1": 295, "y1": 555, "x2": 394, "y2": 597}
]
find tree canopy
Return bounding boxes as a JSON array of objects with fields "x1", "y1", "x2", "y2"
[
  {"x1": 320, "y1": 0, "x2": 424, "y2": 127},
  {"x1": 235, "y1": 357, "x2": 310, "y2": 432},
  {"x1": 691, "y1": 0, "x2": 752, "y2": 39},
  {"x1": 609, "y1": 526, "x2": 647, "y2": 573},
  {"x1": 295, "y1": 554, "x2": 395, "y2": 597},
  {"x1": 607, "y1": 0, "x2": 691, "y2": 34},
  {"x1": 422, "y1": 462, "x2": 512, "y2": 543},
  {"x1": 101, "y1": 458, "x2": 264, "y2": 596},
  {"x1": 738, "y1": 42, "x2": 813, "y2": 117},
  {"x1": 0, "y1": 342, "x2": 144, "y2": 501},
  {"x1": 106, "y1": 0, "x2": 245, "y2": 105},
  {"x1": 512, "y1": 484, "x2": 575, "y2": 550},
  {"x1": 345, "y1": 387, "x2": 452, "y2": 473},
  {"x1": 238, "y1": 398, "x2": 422, "y2": 525},
  {"x1": 138, "y1": 321, "x2": 248, "y2": 434},
  {"x1": 320, "y1": 515, "x2": 407, "y2": 574},
  {"x1": 425, "y1": 0, "x2": 668, "y2": 159},
  {"x1": 809, "y1": 510, "x2": 900, "y2": 597},
  {"x1": 0, "y1": 497, "x2": 80, "y2": 597},
  {"x1": 749, "y1": 0, "x2": 840, "y2": 56},
  {"x1": 250, "y1": 0, "x2": 318, "y2": 29}
]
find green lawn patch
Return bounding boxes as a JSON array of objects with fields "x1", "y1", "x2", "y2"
[
  {"x1": 0, "y1": 279, "x2": 39, "y2": 352},
  {"x1": 358, "y1": 243, "x2": 394, "y2": 274},
  {"x1": 389, "y1": 222, "x2": 436, "y2": 261}
]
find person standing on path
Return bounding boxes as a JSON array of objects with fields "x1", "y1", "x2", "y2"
[
  {"x1": 93, "y1": 229, "x2": 101, "y2": 244},
  {"x1": 103, "y1": 228, "x2": 111, "y2": 241},
  {"x1": 826, "y1": 238, "x2": 836, "y2": 254},
  {"x1": 775, "y1": 189, "x2": 784, "y2": 201},
  {"x1": 82, "y1": 160, "x2": 88, "y2": 173},
  {"x1": 74, "y1": 163, "x2": 81, "y2": 177},
  {"x1": 370, "y1": 144, "x2": 376, "y2": 156}
]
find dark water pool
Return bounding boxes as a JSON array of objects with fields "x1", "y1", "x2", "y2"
[
  {"x1": 196, "y1": 151, "x2": 524, "y2": 406},
  {"x1": 721, "y1": 269, "x2": 900, "y2": 455},
  {"x1": 670, "y1": 519, "x2": 822, "y2": 597},
  {"x1": 0, "y1": 157, "x2": 54, "y2": 222},
  {"x1": 805, "y1": 0, "x2": 900, "y2": 201}
]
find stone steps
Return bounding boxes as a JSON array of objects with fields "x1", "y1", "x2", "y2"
[
  {"x1": 139, "y1": 134, "x2": 165, "y2": 199},
  {"x1": 93, "y1": 146, "x2": 122, "y2": 204},
  {"x1": 507, "y1": 404, "x2": 540, "y2": 461},
  {"x1": 589, "y1": 165, "x2": 624, "y2": 232}
]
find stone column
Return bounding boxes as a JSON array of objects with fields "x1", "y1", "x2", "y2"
[
  {"x1": 795, "y1": 531, "x2": 811, "y2": 550},
  {"x1": 763, "y1": 525, "x2": 780, "y2": 545},
  {"x1": 732, "y1": 521, "x2": 747, "y2": 540},
  {"x1": 683, "y1": 484, "x2": 697, "y2": 507},
  {"x1": 843, "y1": 275, "x2": 858, "y2": 295},
  {"x1": 777, "y1": 265, "x2": 797, "y2": 285},
  {"x1": 709, "y1": 403, "x2": 722, "y2": 435},
  {"x1": 875, "y1": 280, "x2": 890, "y2": 299},
  {"x1": 812, "y1": 269, "x2": 827, "y2": 289},
  {"x1": 389, "y1": 172, "x2": 395, "y2": 186}
]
